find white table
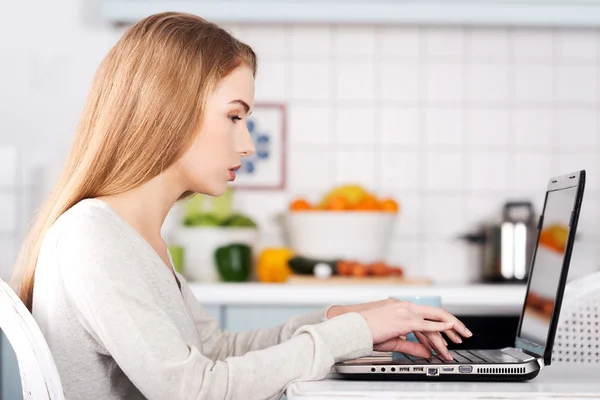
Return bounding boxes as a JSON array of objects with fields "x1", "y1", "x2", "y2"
[
  {"x1": 189, "y1": 283, "x2": 527, "y2": 315},
  {"x1": 286, "y1": 365, "x2": 600, "y2": 399}
]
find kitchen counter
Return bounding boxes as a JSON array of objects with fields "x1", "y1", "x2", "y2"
[
  {"x1": 188, "y1": 283, "x2": 527, "y2": 316},
  {"x1": 286, "y1": 365, "x2": 600, "y2": 399}
]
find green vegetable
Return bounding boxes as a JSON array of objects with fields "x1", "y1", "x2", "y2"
[
  {"x1": 214, "y1": 243, "x2": 252, "y2": 282},
  {"x1": 221, "y1": 213, "x2": 257, "y2": 228},
  {"x1": 183, "y1": 213, "x2": 221, "y2": 227},
  {"x1": 288, "y1": 256, "x2": 339, "y2": 275}
]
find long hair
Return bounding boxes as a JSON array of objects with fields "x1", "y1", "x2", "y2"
[{"x1": 11, "y1": 12, "x2": 257, "y2": 311}]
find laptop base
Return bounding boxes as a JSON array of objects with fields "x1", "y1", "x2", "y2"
[{"x1": 337, "y1": 370, "x2": 540, "y2": 382}]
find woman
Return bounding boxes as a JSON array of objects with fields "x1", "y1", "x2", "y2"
[{"x1": 11, "y1": 12, "x2": 472, "y2": 400}]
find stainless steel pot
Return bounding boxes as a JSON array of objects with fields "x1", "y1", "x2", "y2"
[{"x1": 460, "y1": 201, "x2": 538, "y2": 283}]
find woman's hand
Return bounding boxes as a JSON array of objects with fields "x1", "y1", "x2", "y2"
[{"x1": 327, "y1": 299, "x2": 472, "y2": 361}]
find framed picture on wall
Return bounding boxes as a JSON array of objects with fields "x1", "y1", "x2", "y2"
[{"x1": 230, "y1": 103, "x2": 287, "y2": 190}]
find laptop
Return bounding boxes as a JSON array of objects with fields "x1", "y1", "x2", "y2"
[{"x1": 334, "y1": 170, "x2": 586, "y2": 382}]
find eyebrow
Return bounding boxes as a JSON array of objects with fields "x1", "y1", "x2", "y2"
[{"x1": 229, "y1": 99, "x2": 251, "y2": 115}]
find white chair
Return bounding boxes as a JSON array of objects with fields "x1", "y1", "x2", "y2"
[
  {"x1": 552, "y1": 271, "x2": 600, "y2": 364},
  {"x1": 0, "y1": 278, "x2": 65, "y2": 399}
]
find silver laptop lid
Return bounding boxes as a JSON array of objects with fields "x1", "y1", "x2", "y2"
[{"x1": 515, "y1": 170, "x2": 585, "y2": 366}]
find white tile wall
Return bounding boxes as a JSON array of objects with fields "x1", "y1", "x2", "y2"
[
  {"x1": 380, "y1": 107, "x2": 420, "y2": 146},
  {"x1": 1, "y1": 15, "x2": 599, "y2": 284},
  {"x1": 424, "y1": 109, "x2": 464, "y2": 147}
]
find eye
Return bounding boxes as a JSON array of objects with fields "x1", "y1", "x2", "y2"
[{"x1": 229, "y1": 115, "x2": 242, "y2": 123}]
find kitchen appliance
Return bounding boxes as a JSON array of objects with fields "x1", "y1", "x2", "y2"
[{"x1": 461, "y1": 201, "x2": 538, "y2": 283}]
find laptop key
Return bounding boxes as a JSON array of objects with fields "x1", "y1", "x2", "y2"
[
  {"x1": 428, "y1": 357, "x2": 444, "y2": 364},
  {"x1": 406, "y1": 355, "x2": 430, "y2": 364},
  {"x1": 465, "y1": 350, "x2": 490, "y2": 363},
  {"x1": 392, "y1": 353, "x2": 414, "y2": 364},
  {"x1": 448, "y1": 352, "x2": 471, "y2": 364},
  {"x1": 434, "y1": 354, "x2": 458, "y2": 363}
]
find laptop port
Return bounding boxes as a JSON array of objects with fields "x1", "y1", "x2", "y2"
[
  {"x1": 459, "y1": 366, "x2": 473, "y2": 373},
  {"x1": 442, "y1": 367, "x2": 455, "y2": 372},
  {"x1": 413, "y1": 367, "x2": 424, "y2": 372},
  {"x1": 398, "y1": 367, "x2": 410, "y2": 372},
  {"x1": 427, "y1": 368, "x2": 439, "y2": 376}
]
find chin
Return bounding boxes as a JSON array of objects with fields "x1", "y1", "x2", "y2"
[{"x1": 197, "y1": 182, "x2": 228, "y2": 197}]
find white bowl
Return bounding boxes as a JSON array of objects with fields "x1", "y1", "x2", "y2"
[
  {"x1": 284, "y1": 211, "x2": 397, "y2": 263},
  {"x1": 174, "y1": 226, "x2": 259, "y2": 282}
]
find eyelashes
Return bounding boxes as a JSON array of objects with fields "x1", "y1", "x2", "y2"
[{"x1": 229, "y1": 115, "x2": 242, "y2": 123}]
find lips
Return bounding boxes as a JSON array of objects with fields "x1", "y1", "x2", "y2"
[{"x1": 229, "y1": 165, "x2": 241, "y2": 181}]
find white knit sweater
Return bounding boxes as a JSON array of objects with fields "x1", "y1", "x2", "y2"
[{"x1": 32, "y1": 198, "x2": 373, "y2": 400}]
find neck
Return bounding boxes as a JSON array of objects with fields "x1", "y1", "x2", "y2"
[{"x1": 97, "y1": 169, "x2": 185, "y2": 242}]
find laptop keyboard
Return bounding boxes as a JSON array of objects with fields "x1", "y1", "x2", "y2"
[{"x1": 394, "y1": 350, "x2": 519, "y2": 365}]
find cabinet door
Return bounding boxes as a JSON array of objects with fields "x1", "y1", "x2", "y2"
[
  {"x1": 224, "y1": 306, "x2": 324, "y2": 332},
  {"x1": 1, "y1": 329, "x2": 21, "y2": 400}
]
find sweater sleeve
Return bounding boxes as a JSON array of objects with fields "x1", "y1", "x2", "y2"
[
  {"x1": 57, "y1": 216, "x2": 373, "y2": 400},
  {"x1": 178, "y1": 275, "x2": 337, "y2": 360}
]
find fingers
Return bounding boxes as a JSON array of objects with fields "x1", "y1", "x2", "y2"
[
  {"x1": 408, "y1": 319, "x2": 455, "y2": 333},
  {"x1": 378, "y1": 338, "x2": 432, "y2": 359},
  {"x1": 414, "y1": 332, "x2": 434, "y2": 354},
  {"x1": 424, "y1": 331, "x2": 453, "y2": 361},
  {"x1": 443, "y1": 328, "x2": 463, "y2": 344},
  {"x1": 408, "y1": 303, "x2": 472, "y2": 338}
]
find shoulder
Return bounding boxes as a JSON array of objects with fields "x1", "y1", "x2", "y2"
[
  {"x1": 51, "y1": 198, "x2": 126, "y2": 251},
  {"x1": 47, "y1": 199, "x2": 143, "y2": 281}
]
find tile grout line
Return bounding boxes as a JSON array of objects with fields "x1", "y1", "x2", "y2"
[
  {"x1": 507, "y1": 26, "x2": 517, "y2": 198},
  {"x1": 462, "y1": 27, "x2": 471, "y2": 247},
  {"x1": 550, "y1": 28, "x2": 559, "y2": 176},
  {"x1": 328, "y1": 24, "x2": 338, "y2": 188},
  {"x1": 416, "y1": 25, "x2": 428, "y2": 273},
  {"x1": 373, "y1": 25, "x2": 383, "y2": 193}
]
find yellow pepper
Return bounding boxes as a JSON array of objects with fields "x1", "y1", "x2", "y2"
[{"x1": 257, "y1": 248, "x2": 294, "y2": 283}]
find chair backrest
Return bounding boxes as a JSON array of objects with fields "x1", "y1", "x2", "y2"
[
  {"x1": 0, "y1": 278, "x2": 65, "y2": 400},
  {"x1": 552, "y1": 271, "x2": 600, "y2": 364}
]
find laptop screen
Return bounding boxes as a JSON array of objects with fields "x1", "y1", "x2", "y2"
[{"x1": 518, "y1": 185, "x2": 579, "y2": 349}]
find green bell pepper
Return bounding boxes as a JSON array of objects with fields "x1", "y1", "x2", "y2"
[{"x1": 214, "y1": 243, "x2": 252, "y2": 282}]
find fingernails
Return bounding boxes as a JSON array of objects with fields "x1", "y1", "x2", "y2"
[
  {"x1": 443, "y1": 340, "x2": 448, "y2": 346},
  {"x1": 445, "y1": 352, "x2": 453, "y2": 361},
  {"x1": 465, "y1": 328, "x2": 473, "y2": 337}
]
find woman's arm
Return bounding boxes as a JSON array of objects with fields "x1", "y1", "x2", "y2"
[
  {"x1": 57, "y1": 218, "x2": 373, "y2": 400},
  {"x1": 179, "y1": 276, "x2": 336, "y2": 360}
]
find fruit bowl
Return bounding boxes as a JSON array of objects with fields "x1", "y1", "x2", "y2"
[{"x1": 284, "y1": 211, "x2": 397, "y2": 263}]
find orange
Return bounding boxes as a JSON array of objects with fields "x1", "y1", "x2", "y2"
[
  {"x1": 323, "y1": 195, "x2": 348, "y2": 211},
  {"x1": 289, "y1": 198, "x2": 312, "y2": 211},
  {"x1": 353, "y1": 194, "x2": 380, "y2": 211},
  {"x1": 379, "y1": 198, "x2": 400, "y2": 213}
]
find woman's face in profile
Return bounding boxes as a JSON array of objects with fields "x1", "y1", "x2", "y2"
[{"x1": 177, "y1": 65, "x2": 256, "y2": 196}]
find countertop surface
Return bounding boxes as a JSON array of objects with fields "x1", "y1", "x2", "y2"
[
  {"x1": 188, "y1": 282, "x2": 527, "y2": 315},
  {"x1": 286, "y1": 365, "x2": 600, "y2": 399}
]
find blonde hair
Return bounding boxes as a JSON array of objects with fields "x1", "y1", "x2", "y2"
[{"x1": 11, "y1": 11, "x2": 257, "y2": 311}]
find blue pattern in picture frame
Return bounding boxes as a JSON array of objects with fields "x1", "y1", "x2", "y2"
[{"x1": 240, "y1": 117, "x2": 271, "y2": 175}]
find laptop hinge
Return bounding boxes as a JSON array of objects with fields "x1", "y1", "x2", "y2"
[{"x1": 517, "y1": 348, "x2": 541, "y2": 359}]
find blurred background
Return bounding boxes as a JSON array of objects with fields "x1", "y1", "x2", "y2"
[{"x1": 1, "y1": 0, "x2": 600, "y2": 397}]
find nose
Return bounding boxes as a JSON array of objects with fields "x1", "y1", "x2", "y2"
[{"x1": 238, "y1": 122, "x2": 255, "y2": 157}]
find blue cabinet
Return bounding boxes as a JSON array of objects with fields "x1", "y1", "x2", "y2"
[
  {"x1": 1, "y1": 330, "x2": 21, "y2": 400},
  {"x1": 223, "y1": 306, "x2": 323, "y2": 332}
]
